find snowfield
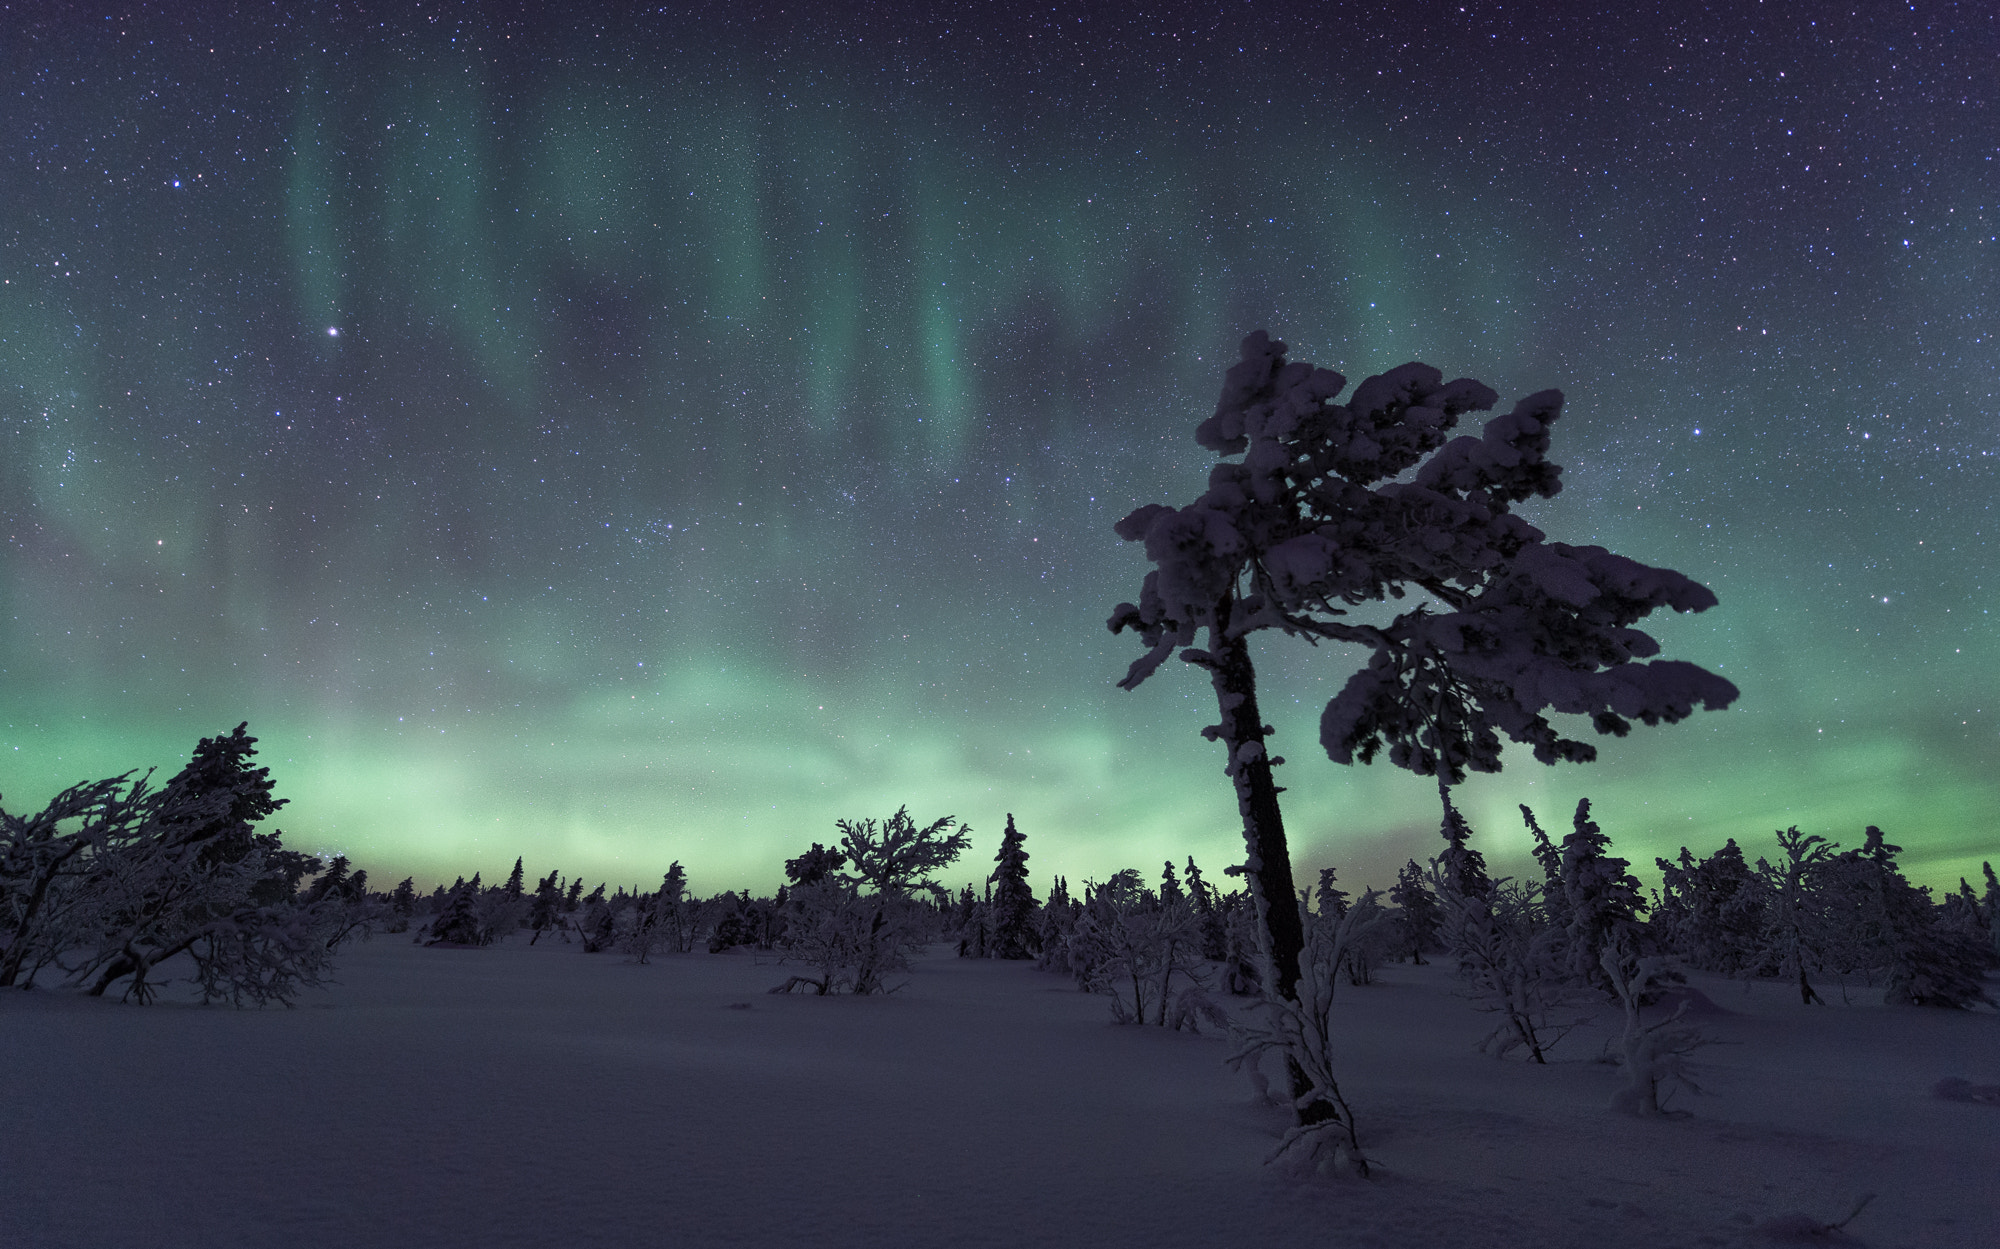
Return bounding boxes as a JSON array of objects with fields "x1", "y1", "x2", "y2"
[{"x1": 3, "y1": 938, "x2": 1993, "y2": 1249}]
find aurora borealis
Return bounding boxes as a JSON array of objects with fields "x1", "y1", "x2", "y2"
[{"x1": 3, "y1": 3, "x2": 1995, "y2": 896}]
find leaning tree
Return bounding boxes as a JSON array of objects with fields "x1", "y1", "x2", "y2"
[{"x1": 1109, "y1": 329, "x2": 1737, "y2": 1036}]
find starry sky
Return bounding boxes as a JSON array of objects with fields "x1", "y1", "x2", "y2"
[{"x1": 3, "y1": 2, "x2": 1995, "y2": 897}]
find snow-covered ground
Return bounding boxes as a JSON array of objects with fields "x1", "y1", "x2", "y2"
[{"x1": 3, "y1": 939, "x2": 1993, "y2": 1249}]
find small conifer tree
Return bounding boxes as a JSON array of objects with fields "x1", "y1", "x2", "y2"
[
  {"x1": 1388, "y1": 859, "x2": 1441, "y2": 964},
  {"x1": 987, "y1": 815, "x2": 1038, "y2": 960},
  {"x1": 1557, "y1": 799, "x2": 1648, "y2": 998}
]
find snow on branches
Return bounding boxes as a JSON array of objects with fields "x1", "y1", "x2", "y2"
[{"x1": 1109, "y1": 331, "x2": 1738, "y2": 785}]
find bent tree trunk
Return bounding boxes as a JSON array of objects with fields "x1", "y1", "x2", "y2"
[{"x1": 1205, "y1": 612, "x2": 1344, "y2": 1142}]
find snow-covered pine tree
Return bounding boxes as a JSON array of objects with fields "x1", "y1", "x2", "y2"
[
  {"x1": 1557, "y1": 799, "x2": 1648, "y2": 998},
  {"x1": 1109, "y1": 332, "x2": 1737, "y2": 1029},
  {"x1": 987, "y1": 814, "x2": 1038, "y2": 960},
  {"x1": 778, "y1": 807, "x2": 969, "y2": 994},
  {"x1": 1388, "y1": 859, "x2": 1440, "y2": 964}
]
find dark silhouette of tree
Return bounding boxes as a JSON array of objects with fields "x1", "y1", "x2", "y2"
[
  {"x1": 1388, "y1": 859, "x2": 1440, "y2": 965},
  {"x1": 783, "y1": 843, "x2": 848, "y2": 886},
  {"x1": 987, "y1": 814, "x2": 1038, "y2": 959},
  {"x1": 1110, "y1": 332, "x2": 1738, "y2": 1136}
]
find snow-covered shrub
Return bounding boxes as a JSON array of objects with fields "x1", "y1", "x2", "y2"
[
  {"x1": 1446, "y1": 877, "x2": 1590, "y2": 1063},
  {"x1": 572, "y1": 884, "x2": 615, "y2": 952},
  {"x1": 1067, "y1": 869, "x2": 1215, "y2": 1027},
  {"x1": 1600, "y1": 944, "x2": 1710, "y2": 1117},
  {"x1": 1752, "y1": 827, "x2": 1838, "y2": 1005},
  {"x1": 1228, "y1": 889, "x2": 1390, "y2": 1175},
  {"x1": 2, "y1": 772, "x2": 157, "y2": 988},
  {"x1": 613, "y1": 900, "x2": 667, "y2": 964},
  {"x1": 189, "y1": 901, "x2": 343, "y2": 1008},
  {"x1": 1430, "y1": 791, "x2": 1589, "y2": 1062},
  {"x1": 772, "y1": 806, "x2": 969, "y2": 995},
  {"x1": 2, "y1": 724, "x2": 361, "y2": 1006}
]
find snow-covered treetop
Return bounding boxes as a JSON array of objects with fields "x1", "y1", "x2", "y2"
[
  {"x1": 835, "y1": 806, "x2": 971, "y2": 899},
  {"x1": 1109, "y1": 331, "x2": 1738, "y2": 783}
]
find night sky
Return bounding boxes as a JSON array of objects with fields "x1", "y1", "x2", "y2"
[{"x1": 4, "y1": 2, "x2": 1994, "y2": 897}]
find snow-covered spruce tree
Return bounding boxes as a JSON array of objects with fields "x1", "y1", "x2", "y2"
[
  {"x1": 1939, "y1": 876, "x2": 1997, "y2": 971},
  {"x1": 573, "y1": 883, "x2": 613, "y2": 952},
  {"x1": 1184, "y1": 857, "x2": 1231, "y2": 963},
  {"x1": 1388, "y1": 859, "x2": 1441, "y2": 965},
  {"x1": 1556, "y1": 799, "x2": 1648, "y2": 999},
  {"x1": 613, "y1": 867, "x2": 689, "y2": 964},
  {"x1": 1108, "y1": 332, "x2": 1737, "y2": 1040},
  {"x1": 383, "y1": 876, "x2": 417, "y2": 934},
  {"x1": 655, "y1": 862, "x2": 703, "y2": 953},
  {"x1": 1035, "y1": 875, "x2": 1082, "y2": 974},
  {"x1": 988, "y1": 820, "x2": 1048, "y2": 956},
  {"x1": 69, "y1": 724, "x2": 320, "y2": 1003},
  {"x1": 527, "y1": 870, "x2": 565, "y2": 944},
  {"x1": 1827, "y1": 827, "x2": 1993, "y2": 1009},
  {"x1": 1983, "y1": 863, "x2": 2000, "y2": 964},
  {"x1": 1521, "y1": 804, "x2": 1570, "y2": 939},
  {"x1": 1653, "y1": 838, "x2": 1769, "y2": 975},
  {"x1": 426, "y1": 876, "x2": 486, "y2": 946}
]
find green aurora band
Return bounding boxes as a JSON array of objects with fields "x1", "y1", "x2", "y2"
[{"x1": 3, "y1": 8, "x2": 1995, "y2": 896}]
